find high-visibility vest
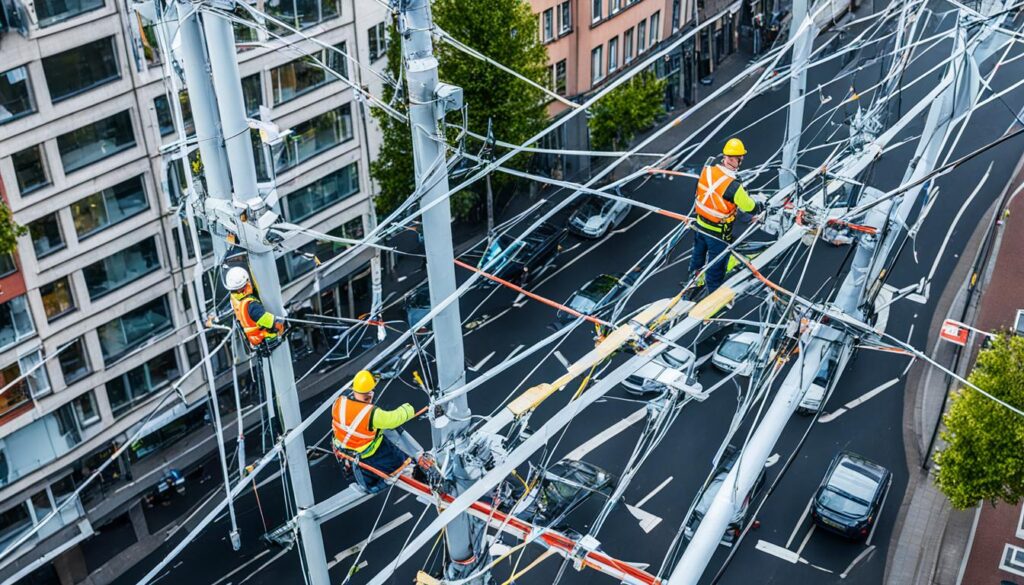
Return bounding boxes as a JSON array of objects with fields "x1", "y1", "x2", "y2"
[
  {"x1": 695, "y1": 164, "x2": 738, "y2": 224},
  {"x1": 332, "y1": 397, "x2": 377, "y2": 453},
  {"x1": 230, "y1": 294, "x2": 275, "y2": 346}
]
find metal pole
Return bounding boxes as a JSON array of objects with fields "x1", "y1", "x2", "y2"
[
  {"x1": 779, "y1": 0, "x2": 811, "y2": 191},
  {"x1": 201, "y1": 10, "x2": 330, "y2": 585},
  {"x1": 397, "y1": 0, "x2": 480, "y2": 577},
  {"x1": 167, "y1": 1, "x2": 240, "y2": 550}
]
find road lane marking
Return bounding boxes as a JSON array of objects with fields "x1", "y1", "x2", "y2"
[
  {"x1": 755, "y1": 540, "x2": 800, "y2": 563},
  {"x1": 532, "y1": 231, "x2": 618, "y2": 290},
  {"x1": 513, "y1": 293, "x2": 528, "y2": 308},
  {"x1": 210, "y1": 550, "x2": 271, "y2": 585},
  {"x1": 506, "y1": 344, "x2": 525, "y2": 361},
  {"x1": 397, "y1": 275, "x2": 407, "y2": 282},
  {"x1": 468, "y1": 307, "x2": 513, "y2": 333},
  {"x1": 695, "y1": 353, "x2": 712, "y2": 368},
  {"x1": 635, "y1": 477, "x2": 674, "y2": 508},
  {"x1": 326, "y1": 512, "x2": 414, "y2": 569},
  {"x1": 819, "y1": 378, "x2": 900, "y2": 423},
  {"x1": 866, "y1": 478, "x2": 893, "y2": 546},
  {"x1": 553, "y1": 351, "x2": 570, "y2": 369},
  {"x1": 786, "y1": 497, "x2": 815, "y2": 548},
  {"x1": 468, "y1": 351, "x2": 496, "y2": 372},
  {"x1": 796, "y1": 525, "x2": 815, "y2": 556},
  {"x1": 564, "y1": 408, "x2": 648, "y2": 461},
  {"x1": 840, "y1": 545, "x2": 876, "y2": 579},
  {"x1": 625, "y1": 504, "x2": 663, "y2": 533},
  {"x1": 239, "y1": 548, "x2": 290, "y2": 584}
]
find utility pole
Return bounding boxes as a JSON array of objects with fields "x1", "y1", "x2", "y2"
[
  {"x1": 484, "y1": 118, "x2": 496, "y2": 237},
  {"x1": 397, "y1": 0, "x2": 482, "y2": 579},
  {"x1": 779, "y1": 0, "x2": 812, "y2": 191},
  {"x1": 190, "y1": 7, "x2": 331, "y2": 585}
]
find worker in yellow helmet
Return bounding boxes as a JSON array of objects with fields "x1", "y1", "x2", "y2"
[
  {"x1": 688, "y1": 138, "x2": 763, "y2": 293},
  {"x1": 331, "y1": 370, "x2": 420, "y2": 492}
]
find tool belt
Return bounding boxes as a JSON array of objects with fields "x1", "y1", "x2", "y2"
[{"x1": 698, "y1": 217, "x2": 734, "y2": 242}]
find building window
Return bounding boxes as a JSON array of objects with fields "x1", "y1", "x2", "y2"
[
  {"x1": 18, "y1": 350, "x2": 51, "y2": 398},
  {"x1": 276, "y1": 103, "x2": 354, "y2": 172},
  {"x1": 35, "y1": 0, "x2": 104, "y2": 27},
  {"x1": 242, "y1": 73, "x2": 263, "y2": 117},
  {"x1": 106, "y1": 349, "x2": 180, "y2": 416},
  {"x1": 591, "y1": 46, "x2": 604, "y2": 83},
  {"x1": 266, "y1": 0, "x2": 339, "y2": 31},
  {"x1": 12, "y1": 145, "x2": 50, "y2": 195},
  {"x1": 609, "y1": 0, "x2": 621, "y2": 14},
  {"x1": 57, "y1": 110, "x2": 135, "y2": 174},
  {"x1": 42, "y1": 37, "x2": 120, "y2": 103},
  {"x1": 624, "y1": 28, "x2": 634, "y2": 63},
  {"x1": 1001, "y1": 544, "x2": 1024, "y2": 577},
  {"x1": 154, "y1": 92, "x2": 194, "y2": 138},
  {"x1": 558, "y1": 1, "x2": 571, "y2": 34},
  {"x1": 0, "y1": 504, "x2": 32, "y2": 547},
  {"x1": 58, "y1": 338, "x2": 90, "y2": 384},
  {"x1": 83, "y1": 237, "x2": 161, "y2": 300},
  {"x1": 554, "y1": 60, "x2": 567, "y2": 95},
  {"x1": 608, "y1": 37, "x2": 619, "y2": 73},
  {"x1": 671, "y1": 0, "x2": 681, "y2": 30},
  {"x1": 368, "y1": 21, "x2": 387, "y2": 61},
  {"x1": 40, "y1": 276, "x2": 76, "y2": 321},
  {"x1": 649, "y1": 11, "x2": 661, "y2": 45},
  {"x1": 0, "y1": 296, "x2": 34, "y2": 351},
  {"x1": 542, "y1": 8, "x2": 554, "y2": 42},
  {"x1": 0, "y1": 361, "x2": 31, "y2": 417},
  {"x1": 28, "y1": 213, "x2": 64, "y2": 259},
  {"x1": 637, "y1": 20, "x2": 647, "y2": 53},
  {"x1": 71, "y1": 175, "x2": 149, "y2": 239},
  {"x1": 591, "y1": 0, "x2": 602, "y2": 22},
  {"x1": 284, "y1": 161, "x2": 360, "y2": 221},
  {"x1": 72, "y1": 392, "x2": 100, "y2": 427},
  {"x1": 271, "y1": 50, "x2": 334, "y2": 105},
  {"x1": 96, "y1": 295, "x2": 172, "y2": 364},
  {"x1": 0, "y1": 253, "x2": 14, "y2": 278},
  {"x1": 0, "y1": 66, "x2": 35, "y2": 124}
]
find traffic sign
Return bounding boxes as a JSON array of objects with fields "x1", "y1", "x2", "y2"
[{"x1": 940, "y1": 319, "x2": 970, "y2": 346}]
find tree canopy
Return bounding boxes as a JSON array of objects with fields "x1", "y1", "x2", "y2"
[
  {"x1": 588, "y1": 71, "x2": 667, "y2": 151},
  {"x1": 0, "y1": 201, "x2": 25, "y2": 256},
  {"x1": 370, "y1": 0, "x2": 549, "y2": 221},
  {"x1": 934, "y1": 334, "x2": 1024, "y2": 509}
]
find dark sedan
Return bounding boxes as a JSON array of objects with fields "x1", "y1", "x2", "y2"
[
  {"x1": 478, "y1": 222, "x2": 567, "y2": 286},
  {"x1": 811, "y1": 451, "x2": 892, "y2": 540},
  {"x1": 498, "y1": 460, "x2": 614, "y2": 529},
  {"x1": 683, "y1": 444, "x2": 767, "y2": 545},
  {"x1": 556, "y1": 272, "x2": 638, "y2": 324}
]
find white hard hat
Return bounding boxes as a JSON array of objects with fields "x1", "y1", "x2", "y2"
[{"x1": 225, "y1": 267, "x2": 250, "y2": 291}]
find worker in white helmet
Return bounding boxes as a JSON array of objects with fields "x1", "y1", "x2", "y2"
[{"x1": 224, "y1": 266, "x2": 285, "y2": 347}]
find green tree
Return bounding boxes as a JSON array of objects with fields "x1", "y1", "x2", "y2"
[
  {"x1": 0, "y1": 201, "x2": 25, "y2": 256},
  {"x1": 370, "y1": 0, "x2": 549, "y2": 221},
  {"x1": 588, "y1": 71, "x2": 667, "y2": 150},
  {"x1": 934, "y1": 334, "x2": 1024, "y2": 509}
]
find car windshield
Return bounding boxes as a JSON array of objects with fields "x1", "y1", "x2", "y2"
[
  {"x1": 821, "y1": 460, "x2": 879, "y2": 516},
  {"x1": 662, "y1": 351, "x2": 690, "y2": 369},
  {"x1": 695, "y1": 477, "x2": 744, "y2": 523},
  {"x1": 577, "y1": 197, "x2": 612, "y2": 217},
  {"x1": 480, "y1": 237, "x2": 521, "y2": 270},
  {"x1": 568, "y1": 295, "x2": 598, "y2": 314},
  {"x1": 581, "y1": 275, "x2": 620, "y2": 300},
  {"x1": 718, "y1": 338, "x2": 752, "y2": 362}
]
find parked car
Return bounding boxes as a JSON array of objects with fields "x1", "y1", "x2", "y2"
[
  {"x1": 478, "y1": 222, "x2": 567, "y2": 286},
  {"x1": 568, "y1": 193, "x2": 631, "y2": 238},
  {"x1": 797, "y1": 350, "x2": 838, "y2": 415},
  {"x1": 556, "y1": 272, "x2": 638, "y2": 324},
  {"x1": 623, "y1": 346, "x2": 697, "y2": 395},
  {"x1": 811, "y1": 451, "x2": 892, "y2": 540},
  {"x1": 498, "y1": 460, "x2": 614, "y2": 529},
  {"x1": 711, "y1": 331, "x2": 760, "y2": 373},
  {"x1": 683, "y1": 445, "x2": 767, "y2": 545},
  {"x1": 404, "y1": 284, "x2": 431, "y2": 333}
]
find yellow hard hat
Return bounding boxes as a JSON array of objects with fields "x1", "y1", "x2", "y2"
[
  {"x1": 723, "y1": 138, "x2": 747, "y2": 156},
  {"x1": 352, "y1": 370, "x2": 377, "y2": 394}
]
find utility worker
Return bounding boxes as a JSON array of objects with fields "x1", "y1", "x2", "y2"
[
  {"x1": 688, "y1": 138, "x2": 763, "y2": 293},
  {"x1": 332, "y1": 370, "x2": 418, "y2": 493},
  {"x1": 225, "y1": 267, "x2": 285, "y2": 348}
]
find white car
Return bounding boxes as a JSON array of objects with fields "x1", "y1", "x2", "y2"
[
  {"x1": 711, "y1": 331, "x2": 760, "y2": 374},
  {"x1": 624, "y1": 346, "x2": 697, "y2": 395}
]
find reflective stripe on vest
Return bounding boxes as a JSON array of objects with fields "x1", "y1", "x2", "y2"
[
  {"x1": 695, "y1": 165, "x2": 737, "y2": 223},
  {"x1": 231, "y1": 294, "x2": 269, "y2": 346},
  {"x1": 332, "y1": 397, "x2": 377, "y2": 452}
]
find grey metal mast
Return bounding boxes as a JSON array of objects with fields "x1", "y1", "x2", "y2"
[
  {"x1": 779, "y1": 0, "x2": 813, "y2": 191},
  {"x1": 396, "y1": 0, "x2": 482, "y2": 579}
]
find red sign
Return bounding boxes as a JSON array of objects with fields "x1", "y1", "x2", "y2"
[{"x1": 940, "y1": 319, "x2": 970, "y2": 346}]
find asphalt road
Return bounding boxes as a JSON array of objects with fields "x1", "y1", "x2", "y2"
[{"x1": 113, "y1": 5, "x2": 1024, "y2": 585}]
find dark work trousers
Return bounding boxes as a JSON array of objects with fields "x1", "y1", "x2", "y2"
[
  {"x1": 352, "y1": 436, "x2": 408, "y2": 493},
  {"x1": 689, "y1": 229, "x2": 730, "y2": 291}
]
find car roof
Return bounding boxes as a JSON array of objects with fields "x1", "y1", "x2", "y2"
[{"x1": 726, "y1": 331, "x2": 760, "y2": 345}]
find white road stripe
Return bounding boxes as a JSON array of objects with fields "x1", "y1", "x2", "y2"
[
  {"x1": 396, "y1": 275, "x2": 408, "y2": 282},
  {"x1": 866, "y1": 478, "x2": 892, "y2": 546},
  {"x1": 786, "y1": 497, "x2": 815, "y2": 548},
  {"x1": 695, "y1": 353, "x2": 713, "y2": 368},
  {"x1": 840, "y1": 545, "x2": 876, "y2": 579},
  {"x1": 755, "y1": 540, "x2": 800, "y2": 563},
  {"x1": 553, "y1": 351, "x2": 570, "y2": 369},
  {"x1": 506, "y1": 345, "x2": 526, "y2": 360},
  {"x1": 327, "y1": 512, "x2": 414, "y2": 569},
  {"x1": 564, "y1": 408, "x2": 648, "y2": 461},
  {"x1": 468, "y1": 351, "x2": 496, "y2": 372},
  {"x1": 635, "y1": 476, "x2": 673, "y2": 508},
  {"x1": 210, "y1": 550, "x2": 271, "y2": 585},
  {"x1": 513, "y1": 294, "x2": 528, "y2": 308},
  {"x1": 819, "y1": 378, "x2": 900, "y2": 423},
  {"x1": 796, "y1": 525, "x2": 815, "y2": 556},
  {"x1": 238, "y1": 548, "x2": 290, "y2": 584},
  {"x1": 625, "y1": 504, "x2": 663, "y2": 533}
]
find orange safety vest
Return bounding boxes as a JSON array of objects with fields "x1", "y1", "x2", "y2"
[
  {"x1": 230, "y1": 294, "x2": 271, "y2": 346},
  {"x1": 695, "y1": 164, "x2": 738, "y2": 224},
  {"x1": 332, "y1": 396, "x2": 377, "y2": 453}
]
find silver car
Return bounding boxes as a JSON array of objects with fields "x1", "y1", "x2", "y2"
[
  {"x1": 568, "y1": 194, "x2": 631, "y2": 238},
  {"x1": 623, "y1": 346, "x2": 697, "y2": 395},
  {"x1": 711, "y1": 331, "x2": 760, "y2": 373}
]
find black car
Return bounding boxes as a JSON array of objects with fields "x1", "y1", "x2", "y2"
[
  {"x1": 477, "y1": 222, "x2": 567, "y2": 286},
  {"x1": 497, "y1": 460, "x2": 614, "y2": 528},
  {"x1": 683, "y1": 445, "x2": 767, "y2": 545},
  {"x1": 556, "y1": 272, "x2": 638, "y2": 324},
  {"x1": 811, "y1": 451, "x2": 892, "y2": 540},
  {"x1": 403, "y1": 284, "x2": 431, "y2": 333}
]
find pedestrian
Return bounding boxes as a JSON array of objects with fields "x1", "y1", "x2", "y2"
[
  {"x1": 331, "y1": 370, "x2": 423, "y2": 493},
  {"x1": 688, "y1": 138, "x2": 764, "y2": 294}
]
